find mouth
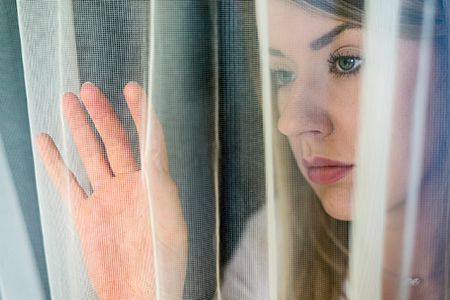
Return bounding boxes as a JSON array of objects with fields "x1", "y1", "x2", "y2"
[{"x1": 302, "y1": 157, "x2": 354, "y2": 184}]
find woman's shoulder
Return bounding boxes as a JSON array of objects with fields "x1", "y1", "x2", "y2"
[
  {"x1": 220, "y1": 206, "x2": 269, "y2": 300},
  {"x1": 236, "y1": 205, "x2": 268, "y2": 255}
]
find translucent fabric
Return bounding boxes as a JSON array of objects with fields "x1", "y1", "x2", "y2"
[{"x1": 1, "y1": 0, "x2": 449, "y2": 299}]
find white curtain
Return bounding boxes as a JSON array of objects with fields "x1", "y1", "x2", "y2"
[{"x1": 1, "y1": 0, "x2": 449, "y2": 299}]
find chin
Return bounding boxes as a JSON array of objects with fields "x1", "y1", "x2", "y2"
[{"x1": 315, "y1": 186, "x2": 353, "y2": 221}]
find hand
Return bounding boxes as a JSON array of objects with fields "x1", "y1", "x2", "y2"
[{"x1": 37, "y1": 82, "x2": 187, "y2": 300}]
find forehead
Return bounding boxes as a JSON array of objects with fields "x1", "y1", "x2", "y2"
[{"x1": 268, "y1": 0, "x2": 344, "y2": 48}]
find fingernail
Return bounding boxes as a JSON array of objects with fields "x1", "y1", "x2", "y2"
[
  {"x1": 81, "y1": 82, "x2": 95, "y2": 93},
  {"x1": 81, "y1": 81, "x2": 93, "y2": 88}
]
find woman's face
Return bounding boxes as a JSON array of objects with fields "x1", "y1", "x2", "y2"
[{"x1": 268, "y1": 0, "x2": 424, "y2": 220}]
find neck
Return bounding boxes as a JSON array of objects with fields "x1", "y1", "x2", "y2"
[{"x1": 382, "y1": 189, "x2": 445, "y2": 298}]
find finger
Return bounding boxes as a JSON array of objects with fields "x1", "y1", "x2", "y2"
[
  {"x1": 80, "y1": 82, "x2": 137, "y2": 175},
  {"x1": 149, "y1": 109, "x2": 170, "y2": 174},
  {"x1": 123, "y1": 82, "x2": 147, "y2": 143},
  {"x1": 148, "y1": 144, "x2": 185, "y2": 245},
  {"x1": 123, "y1": 82, "x2": 169, "y2": 172},
  {"x1": 145, "y1": 104, "x2": 176, "y2": 213},
  {"x1": 62, "y1": 93, "x2": 113, "y2": 190},
  {"x1": 36, "y1": 133, "x2": 87, "y2": 211}
]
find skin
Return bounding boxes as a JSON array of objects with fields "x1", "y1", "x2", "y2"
[
  {"x1": 37, "y1": 82, "x2": 187, "y2": 299},
  {"x1": 38, "y1": 1, "x2": 443, "y2": 299}
]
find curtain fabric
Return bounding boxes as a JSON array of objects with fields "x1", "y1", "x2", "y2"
[{"x1": 1, "y1": 0, "x2": 449, "y2": 299}]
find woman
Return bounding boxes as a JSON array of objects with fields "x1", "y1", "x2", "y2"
[
  {"x1": 37, "y1": 0, "x2": 449, "y2": 299},
  {"x1": 223, "y1": 1, "x2": 449, "y2": 299}
]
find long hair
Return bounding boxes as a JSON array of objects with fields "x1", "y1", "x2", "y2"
[{"x1": 266, "y1": 0, "x2": 450, "y2": 299}]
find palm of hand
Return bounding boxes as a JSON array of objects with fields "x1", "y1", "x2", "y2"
[
  {"x1": 77, "y1": 173, "x2": 154, "y2": 299},
  {"x1": 37, "y1": 82, "x2": 186, "y2": 300}
]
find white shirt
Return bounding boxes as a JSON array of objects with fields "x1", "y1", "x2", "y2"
[
  {"x1": 221, "y1": 208, "x2": 269, "y2": 300},
  {"x1": 220, "y1": 207, "x2": 348, "y2": 299}
]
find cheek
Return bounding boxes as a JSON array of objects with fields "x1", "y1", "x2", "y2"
[
  {"x1": 391, "y1": 42, "x2": 420, "y2": 135},
  {"x1": 327, "y1": 78, "x2": 360, "y2": 150},
  {"x1": 386, "y1": 44, "x2": 421, "y2": 205},
  {"x1": 286, "y1": 136, "x2": 306, "y2": 171},
  {"x1": 276, "y1": 86, "x2": 293, "y2": 114}
]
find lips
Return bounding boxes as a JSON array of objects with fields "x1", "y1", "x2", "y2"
[{"x1": 302, "y1": 157, "x2": 354, "y2": 184}]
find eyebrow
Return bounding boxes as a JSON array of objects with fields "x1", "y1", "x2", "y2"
[
  {"x1": 310, "y1": 23, "x2": 361, "y2": 50},
  {"x1": 269, "y1": 48, "x2": 285, "y2": 56},
  {"x1": 269, "y1": 23, "x2": 361, "y2": 57}
]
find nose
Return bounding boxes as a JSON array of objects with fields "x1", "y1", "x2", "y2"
[{"x1": 277, "y1": 85, "x2": 334, "y2": 138}]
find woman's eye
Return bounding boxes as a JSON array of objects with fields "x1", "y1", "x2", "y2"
[
  {"x1": 329, "y1": 54, "x2": 363, "y2": 76},
  {"x1": 271, "y1": 69, "x2": 296, "y2": 87},
  {"x1": 337, "y1": 57, "x2": 358, "y2": 72}
]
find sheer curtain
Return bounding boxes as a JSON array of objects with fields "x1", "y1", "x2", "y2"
[{"x1": 1, "y1": 0, "x2": 449, "y2": 299}]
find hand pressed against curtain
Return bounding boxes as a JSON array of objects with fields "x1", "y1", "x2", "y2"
[{"x1": 37, "y1": 83, "x2": 187, "y2": 300}]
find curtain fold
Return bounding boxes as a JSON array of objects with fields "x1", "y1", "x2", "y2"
[{"x1": 1, "y1": 0, "x2": 449, "y2": 299}]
